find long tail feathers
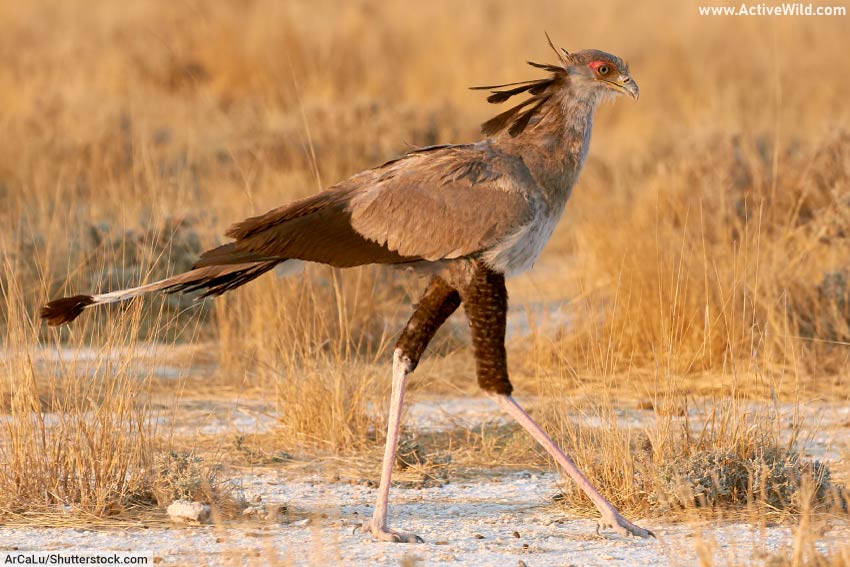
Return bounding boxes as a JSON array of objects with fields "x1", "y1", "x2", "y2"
[
  {"x1": 40, "y1": 260, "x2": 279, "y2": 326},
  {"x1": 40, "y1": 295, "x2": 97, "y2": 326}
]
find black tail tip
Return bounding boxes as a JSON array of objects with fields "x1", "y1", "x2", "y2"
[{"x1": 40, "y1": 295, "x2": 95, "y2": 326}]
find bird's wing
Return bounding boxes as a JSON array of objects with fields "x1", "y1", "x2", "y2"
[
  {"x1": 347, "y1": 144, "x2": 536, "y2": 261},
  {"x1": 195, "y1": 144, "x2": 536, "y2": 268}
]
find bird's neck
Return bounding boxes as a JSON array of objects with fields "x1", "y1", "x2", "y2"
[
  {"x1": 552, "y1": 94, "x2": 597, "y2": 169},
  {"x1": 496, "y1": 93, "x2": 597, "y2": 195}
]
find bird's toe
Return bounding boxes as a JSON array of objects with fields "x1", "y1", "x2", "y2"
[
  {"x1": 597, "y1": 513, "x2": 655, "y2": 539},
  {"x1": 363, "y1": 520, "x2": 424, "y2": 543},
  {"x1": 374, "y1": 528, "x2": 424, "y2": 543}
]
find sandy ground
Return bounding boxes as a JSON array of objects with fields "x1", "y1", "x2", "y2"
[
  {"x1": 0, "y1": 470, "x2": 848, "y2": 566},
  {"x1": 4, "y1": 349, "x2": 849, "y2": 565},
  {"x1": 2, "y1": 393, "x2": 849, "y2": 566}
]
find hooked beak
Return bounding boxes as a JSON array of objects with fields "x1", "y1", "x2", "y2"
[
  {"x1": 601, "y1": 75, "x2": 640, "y2": 100},
  {"x1": 622, "y1": 76, "x2": 639, "y2": 100}
]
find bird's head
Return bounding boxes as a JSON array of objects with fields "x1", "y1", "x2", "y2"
[
  {"x1": 563, "y1": 49, "x2": 639, "y2": 102},
  {"x1": 472, "y1": 34, "x2": 638, "y2": 137}
]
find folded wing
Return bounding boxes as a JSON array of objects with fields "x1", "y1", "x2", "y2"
[{"x1": 196, "y1": 144, "x2": 536, "y2": 268}]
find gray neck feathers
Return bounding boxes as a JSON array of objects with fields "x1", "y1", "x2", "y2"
[{"x1": 498, "y1": 88, "x2": 597, "y2": 192}]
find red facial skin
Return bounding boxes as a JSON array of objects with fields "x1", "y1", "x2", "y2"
[{"x1": 588, "y1": 60, "x2": 613, "y2": 74}]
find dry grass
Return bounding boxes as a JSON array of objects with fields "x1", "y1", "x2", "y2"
[
  {"x1": 0, "y1": 4, "x2": 848, "y2": 563},
  {"x1": 0, "y1": 268, "x2": 155, "y2": 517}
]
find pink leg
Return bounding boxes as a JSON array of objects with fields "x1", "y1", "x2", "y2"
[
  {"x1": 364, "y1": 349, "x2": 423, "y2": 543},
  {"x1": 496, "y1": 395, "x2": 654, "y2": 538}
]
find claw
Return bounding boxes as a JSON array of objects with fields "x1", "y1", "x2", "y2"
[
  {"x1": 361, "y1": 519, "x2": 424, "y2": 543},
  {"x1": 596, "y1": 512, "x2": 655, "y2": 539}
]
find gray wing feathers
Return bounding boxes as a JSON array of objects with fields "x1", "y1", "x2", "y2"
[
  {"x1": 348, "y1": 146, "x2": 536, "y2": 261},
  {"x1": 198, "y1": 144, "x2": 536, "y2": 268}
]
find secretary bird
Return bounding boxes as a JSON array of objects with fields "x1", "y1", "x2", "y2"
[{"x1": 41, "y1": 36, "x2": 650, "y2": 542}]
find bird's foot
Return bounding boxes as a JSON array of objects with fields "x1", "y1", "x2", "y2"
[
  {"x1": 596, "y1": 511, "x2": 655, "y2": 539},
  {"x1": 359, "y1": 518, "x2": 423, "y2": 543}
]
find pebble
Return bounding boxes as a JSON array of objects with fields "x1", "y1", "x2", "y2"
[{"x1": 166, "y1": 500, "x2": 211, "y2": 523}]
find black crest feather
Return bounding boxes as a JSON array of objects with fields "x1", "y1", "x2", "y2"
[
  {"x1": 526, "y1": 61, "x2": 564, "y2": 73},
  {"x1": 471, "y1": 33, "x2": 570, "y2": 137},
  {"x1": 472, "y1": 78, "x2": 555, "y2": 104},
  {"x1": 480, "y1": 94, "x2": 554, "y2": 137}
]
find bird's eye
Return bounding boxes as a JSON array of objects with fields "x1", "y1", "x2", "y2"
[{"x1": 597, "y1": 65, "x2": 610, "y2": 75}]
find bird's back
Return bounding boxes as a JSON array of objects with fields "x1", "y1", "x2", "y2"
[{"x1": 198, "y1": 142, "x2": 543, "y2": 272}]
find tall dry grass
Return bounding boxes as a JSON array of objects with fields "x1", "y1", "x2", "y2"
[
  {"x1": 0, "y1": 260, "x2": 154, "y2": 516},
  {"x1": 0, "y1": 0, "x2": 848, "y2": 524},
  {"x1": 541, "y1": 131, "x2": 850, "y2": 383}
]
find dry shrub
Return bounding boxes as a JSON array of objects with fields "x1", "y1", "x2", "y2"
[
  {"x1": 763, "y1": 554, "x2": 850, "y2": 567},
  {"x1": 144, "y1": 450, "x2": 241, "y2": 517},
  {"x1": 651, "y1": 448, "x2": 836, "y2": 513},
  {"x1": 542, "y1": 395, "x2": 844, "y2": 519},
  {"x1": 533, "y1": 361, "x2": 846, "y2": 518},
  {"x1": 149, "y1": 450, "x2": 217, "y2": 504}
]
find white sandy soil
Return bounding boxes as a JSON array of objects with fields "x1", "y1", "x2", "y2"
[
  {"x1": 2, "y1": 359, "x2": 848, "y2": 566},
  {"x1": 0, "y1": 470, "x2": 847, "y2": 566}
]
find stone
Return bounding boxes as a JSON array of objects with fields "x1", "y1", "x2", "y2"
[{"x1": 167, "y1": 500, "x2": 211, "y2": 523}]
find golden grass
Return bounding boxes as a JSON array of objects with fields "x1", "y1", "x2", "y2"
[
  {"x1": 0, "y1": 266, "x2": 154, "y2": 517},
  {"x1": 0, "y1": 4, "x2": 848, "y2": 561}
]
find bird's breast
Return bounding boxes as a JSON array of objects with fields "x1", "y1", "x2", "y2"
[{"x1": 481, "y1": 197, "x2": 567, "y2": 276}]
